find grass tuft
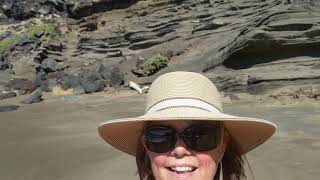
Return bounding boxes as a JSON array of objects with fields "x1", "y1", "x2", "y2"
[
  {"x1": 0, "y1": 34, "x2": 20, "y2": 53},
  {"x1": 29, "y1": 23, "x2": 56, "y2": 38},
  {"x1": 143, "y1": 53, "x2": 170, "y2": 76}
]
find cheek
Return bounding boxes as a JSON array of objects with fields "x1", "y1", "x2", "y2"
[
  {"x1": 196, "y1": 152, "x2": 220, "y2": 178},
  {"x1": 147, "y1": 151, "x2": 168, "y2": 179},
  {"x1": 148, "y1": 152, "x2": 167, "y2": 167}
]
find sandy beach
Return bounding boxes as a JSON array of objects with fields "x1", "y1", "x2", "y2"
[{"x1": 0, "y1": 91, "x2": 319, "y2": 180}]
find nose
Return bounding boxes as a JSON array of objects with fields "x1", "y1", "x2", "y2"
[{"x1": 170, "y1": 138, "x2": 192, "y2": 157}]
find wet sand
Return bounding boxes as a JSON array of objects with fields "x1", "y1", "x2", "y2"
[{"x1": 0, "y1": 92, "x2": 319, "y2": 180}]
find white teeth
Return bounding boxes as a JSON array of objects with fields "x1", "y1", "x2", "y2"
[{"x1": 171, "y1": 166, "x2": 193, "y2": 172}]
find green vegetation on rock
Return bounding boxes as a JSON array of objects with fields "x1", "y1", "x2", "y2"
[
  {"x1": 0, "y1": 39, "x2": 12, "y2": 54},
  {"x1": 0, "y1": 34, "x2": 20, "y2": 53},
  {"x1": 0, "y1": 22, "x2": 58, "y2": 53},
  {"x1": 29, "y1": 23, "x2": 57, "y2": 38},
  {"x1": 143, "y1": 53, "x2": 170, "y2": 76}
]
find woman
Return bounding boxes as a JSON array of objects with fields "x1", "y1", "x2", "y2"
[{"x1": 98, "y1": 71, "x2": 277, "y2": 180}]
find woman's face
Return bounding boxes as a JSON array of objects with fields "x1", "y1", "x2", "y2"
[{"x1": 143, "y1": 120, "x2": 228, "y2": 180}]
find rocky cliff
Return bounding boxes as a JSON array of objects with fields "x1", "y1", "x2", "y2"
[{"x1": 1, "y1": 0, "x2": 320, "y2": 101}]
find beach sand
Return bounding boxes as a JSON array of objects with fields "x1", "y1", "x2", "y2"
[{"x1": 0, "y1": 91, "x2": 319, "y2": 180}]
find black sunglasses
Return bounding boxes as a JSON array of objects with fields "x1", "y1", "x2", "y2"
[{"x1": 143, "y1": 123, "x2": 221, "y2": 153}]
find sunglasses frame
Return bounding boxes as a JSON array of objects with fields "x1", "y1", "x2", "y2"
[{"x1": 143, "y1": 123, "x2": 222, "y2": 153}]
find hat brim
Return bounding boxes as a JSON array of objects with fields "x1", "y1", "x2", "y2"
[{"x1": 98, "y1": 107, "x2": 277, "y2": 156}]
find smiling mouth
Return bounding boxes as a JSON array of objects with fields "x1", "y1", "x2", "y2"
[{"x1": 167, "y1": 166, "x2": 197, "y2": 174}]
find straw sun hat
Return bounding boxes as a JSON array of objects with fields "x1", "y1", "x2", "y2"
[{"x1": 98, "y1": 71, "x2": 277, "y2": 156}]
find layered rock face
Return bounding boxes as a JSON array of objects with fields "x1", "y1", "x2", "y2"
[{"x1": 1, "y1": 0, "x2": 320, "y2": 100}]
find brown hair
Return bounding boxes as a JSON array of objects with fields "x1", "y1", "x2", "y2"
[{"x1": 136, "y1": 129, "x2": 247, "y2": 180}]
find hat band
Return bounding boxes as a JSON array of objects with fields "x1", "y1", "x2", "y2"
[{"x1": 146, "y1": 98, "x2": 221, "y2": 114}]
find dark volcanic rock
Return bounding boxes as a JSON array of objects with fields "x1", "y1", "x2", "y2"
[
  {"x1": 109, "y1": 66, "x2": 124, "y2": 88},
  {"x1": 81, "y1": 78, "x2": 105, "y2": 93},
  {"x1": 41, "y1": 58, "x2": 58, "y2": 72},
  {"x1": 1, "y1": 0, "x2": 26, "y2": 20},
  {"x1": 0, "y1": 0, "x2": 139, "y2": 20},
  {"x1": 36, "y1": 71, "x2": 85, "y2": 94},
  {"x1": 44, "y1": 42, "x2": 63, "y2": 52},
  {"x1": 0, "y1": 54, "x2": 9, "y2": 70},
  {"x1": 16, "y1": 34, "x2": 32, "y2": 46},
  {"x1": 46, "y1": 0, "x2": 66, "y2": 11},
  {"x1": 0, "y1": 91, "x2": 16, "y2": 100},
  {"x1": 35, "y1": 70, "x2": 47, "y2": 87},
  {"x1": 34, "y1": 51, "x2": 49, "y2": 64},
  {"x1": 5, "y1": 79, "x2": 36, "y2": 95},
  {"x1": 21, "y1": 88, "x2": 43, "y2": 104},
  {"x1": 0, "y1": 31, "x2": 11, "y2": 41},
  {"x1": 38, "y1": 63, "x2": 124, "y2": 94},
  {"x1": 0, "y1": 7, "x2": 7, "y2": 20},
  {"x1": 79, "y1": 67, "x2": 105, "y2": 93},
  {"x1": 39, "y1": 71, "x2": 65, "y2": 91},
  {"x1": 57, "y1": 74, "x2": 82, "y2": 90},
  {"x1": 79, "y1": 19, "x2": 98, "y2": 32},
  {"x1": 0, "y1": 0, "x2": 66, "y2": 20},
  {"x1": 34, "y1": 30, "x2": 45, "y2": 38},
  {"x1": 66, "y1": 0, "x2": 138, "y2": 19},
  {"x1": 0, "y1": 105, "x2": 19, "y2": 112},
  {"x1": 66, "y1": 0, "x2": 93, "y2": 19},
  {"x1": 99, "y1": 64, "x2": 124, "y2": 88},
  {"x1": 81, "y1": 80, "x2": 105, "y2": 93}
]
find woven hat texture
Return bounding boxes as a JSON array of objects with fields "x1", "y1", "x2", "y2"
[{"x1": 98, "y1": 71, "x2": 277, "y2": 156}]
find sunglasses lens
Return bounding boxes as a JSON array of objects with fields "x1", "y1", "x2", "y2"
[
  {"x1": 144, "y1": 126, "x2": 177, "y2": 153},
  {"x1": 183, "y1": 124, "x2": 220, "y2": 151},
  {"x1": 144, "y1": 124, "x2": 221, "y2": 153}
]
